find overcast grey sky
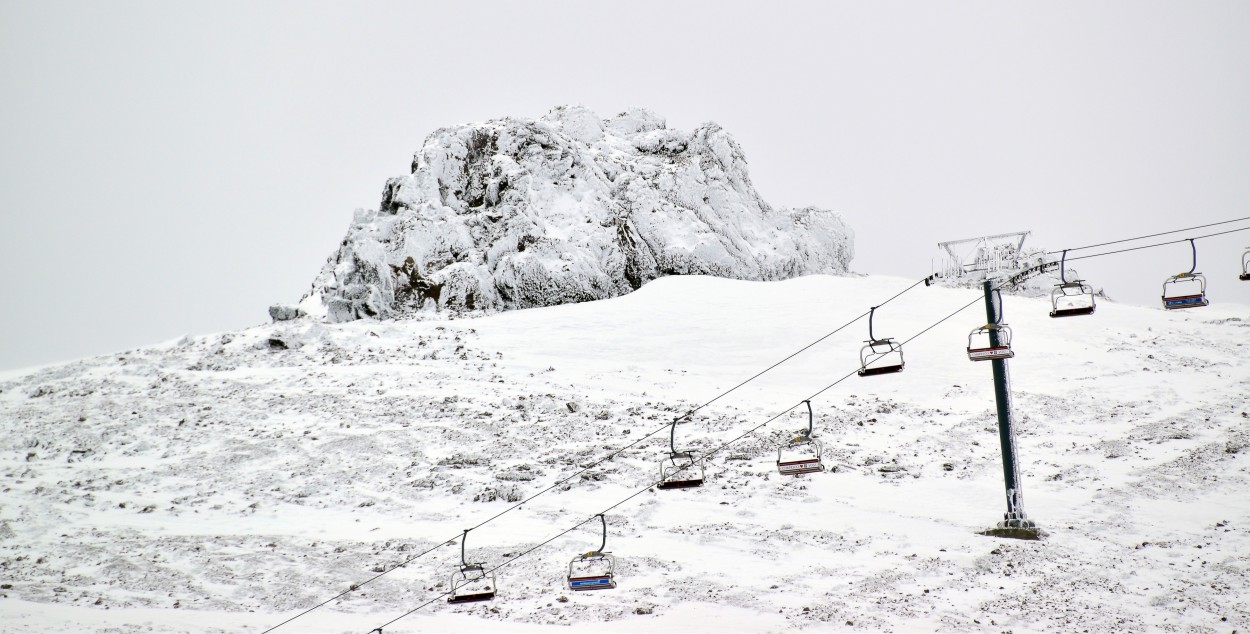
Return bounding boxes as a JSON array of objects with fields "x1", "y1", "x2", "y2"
[{"x1": 2, "y1": 1, "x2": 1248, "y2": 371}]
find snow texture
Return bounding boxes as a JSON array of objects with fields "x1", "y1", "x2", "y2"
[
  {"x1": 276, "y1": 106, "x2": 853, "y2": 322},
  {"x1": 2, "y1": 274, "x2": 1248, "y2": 633}
]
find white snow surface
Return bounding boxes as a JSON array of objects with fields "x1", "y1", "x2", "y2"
[
  {"x1": 281, "y1": 106, "x2": 853, "y2": 322},
  {"x1": 3, "y1": 274, "x2": 1249, "y2": 633}
]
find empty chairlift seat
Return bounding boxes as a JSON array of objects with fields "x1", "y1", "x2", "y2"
[
  {"x1": 858, "y1": 306, "x2": 905, "y2": 376},
  {"x1": 1049, "y1": 250, "x2": 1096, "y2": 318},
  {"x1": 567, "y1": 514, "x2": 618, "y2": 591},
  {"x1": 777, "y1": 400, "x2": 824, "y2": 476},
  {"x1": 448, "y1": 529, "x2": 497, "y2": 604},
  {"x1": 859, "y1": 338, "x2": 905, "y2": 376},
  {"x1": 656, "y1": 451, "x2": 704, "y2": 489},
  {"x1": 656, "y1": 416, "x2": 704, "y2": 490},
  {"x1": 1162, "y1": 273, "x2": 1209, "y2": 309},
  {"x1": 1162, "y1": 239, "x2": 1210, "y2": 309},
  {"x1": 967, "y1": 324, "x2": 1014, "y2": 361},
  {"x1": 1050, "y1": 281, "x2": 1096, "y2": 317}
]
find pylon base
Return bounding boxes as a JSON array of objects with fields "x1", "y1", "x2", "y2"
[{"x1": 979, "y1": 518, "x2": 1044, "y2": 541}]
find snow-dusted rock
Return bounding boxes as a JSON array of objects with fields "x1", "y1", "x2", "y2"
[{"x1": 283, "y1": 106, "x2": 853, "y2": 322}]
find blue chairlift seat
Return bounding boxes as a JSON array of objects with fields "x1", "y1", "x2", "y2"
[
  {"x1": 1161, "y1": 273, "x2": 1209, "y2": 310},
  {"x1": 568, "y1": 553, "x2": 616, "y2": 591},
  {"x1": 567, "y1": 515, "x2": 618, "y2": 590}
]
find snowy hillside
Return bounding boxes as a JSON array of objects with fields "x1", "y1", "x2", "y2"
[
  {"x1": 274, "y1": 106, "x2": 853, "y2": 322},
  {"x1": 2, "y1": 274, "x2": 1248, "y2": 633}
]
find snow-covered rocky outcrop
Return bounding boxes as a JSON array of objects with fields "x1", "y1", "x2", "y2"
[{"x1": 275, "y1": 106, "x2": 853, "y2": 322}]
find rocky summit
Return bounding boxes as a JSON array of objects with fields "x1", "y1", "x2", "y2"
[{"x1": 273, "y1": 105, "x2": 854, "y2": 323}]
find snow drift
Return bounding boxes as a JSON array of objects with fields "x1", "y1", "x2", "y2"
[
  {"x1": 274, "y1": 106, "x2": 853, "y2": 322},
  {"x1": 3, "y1": 274, "x2": 1248, "y2": 632}
]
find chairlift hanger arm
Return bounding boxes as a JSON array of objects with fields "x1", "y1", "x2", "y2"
[
  {"x1": 595, "y1": 514, "x2": 607, "y2": 554},
  {"x1": 459, "y1": 529, "x2": 472, "y2": 567},
  {"x1": 803, "y1": 400, "x2": 813, "y2": 437}
]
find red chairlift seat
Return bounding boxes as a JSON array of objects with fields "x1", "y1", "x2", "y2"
[
  {"x1": 777, "y1": 440, "x2": 823, "y2": 475},
  {"x1": 776, "y1": 401, "x2": 824, "y2": 476},
  {"x1": 967, "y1": 324, "x2": 1014, "y2": 361}
]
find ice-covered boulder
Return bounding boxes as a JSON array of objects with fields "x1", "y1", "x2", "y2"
[{"x1": 277, "y1": 105, "x2": 854, "y2": 322}]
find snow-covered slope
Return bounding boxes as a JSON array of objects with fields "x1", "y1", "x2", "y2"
[
  {"x1": 275, "y1": 106, "x2": 853, "y2": 322},
  {"x1": 2, "y1": 275, "x2": 1248, "y2": 633}
]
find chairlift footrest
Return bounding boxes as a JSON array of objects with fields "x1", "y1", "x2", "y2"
[
  {"x1": 1163, "y1": 295, "x2": 1209, "y2": 309},
  {"x1": 1049, "y1": 306, "x2": 1095, "y2": 318},
  {"x1": 448, "y1": 591, "x2": 495, "y2": 604},
  {"x1": 656, "y1": 479, "x2": 704, "y2": 490},
  {"x1": 778, "y1": 460, "x2": 824, "y2": 475},
  {"x1": 858, "y1": 365, "x2": 903, "y2": 377},
  {"x1": 968, "y1": 347, "x2": 1014, "y2": 361},
  {"x1": 569, "y1": 576, "x2": 616, "y2": 590}
]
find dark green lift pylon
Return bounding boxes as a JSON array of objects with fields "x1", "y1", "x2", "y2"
[{"x1": 978, "y1": 280, "x2": 1043, "y2": 540}]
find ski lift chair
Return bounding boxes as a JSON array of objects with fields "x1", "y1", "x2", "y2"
[
  {"x1": 448, "y1": 529, "x2": 496, "y2": 604},
  {"x1": 1049, "y1": 250, "x2": 1096, "y2": 318},
  {"x1": 1240, "y1": 247, "x2": 1249, "y2": 281},
  {"x1": 967, "y1": 324, "x2": 1014, "y2": 361},
  {"x1": 858, "y1": 307, "x2": 905, "y2": 376},
  {"x1": 567, "y1": 514, "x2": 618, "y2": 591},
  {"x1": 656, "y1": 417, "x2": 704, "y2": 490},
  {"x1": 777, "y1": 400, "x2": 824, "y2": 476},
  {"x1": 1050, "y1": 282, "x2": 1096, "y2": 317},
  {"x1": 1161, "y1": 239, "x2": 1209, "y2": 309}
]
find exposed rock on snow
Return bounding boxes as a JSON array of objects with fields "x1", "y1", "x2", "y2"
[{"x1": 276, "y1": 106, "x2": 853, "y2": 322}]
